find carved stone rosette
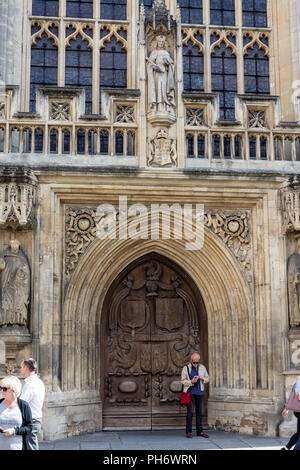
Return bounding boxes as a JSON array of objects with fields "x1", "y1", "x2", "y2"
[{"x1": 0, "y1": 167, "x2": 38, "y2": 230}]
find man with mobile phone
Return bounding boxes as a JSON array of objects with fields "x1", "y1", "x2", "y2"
[{"x1": 181, "y1": 352, "x2": 209, "y2": 439}]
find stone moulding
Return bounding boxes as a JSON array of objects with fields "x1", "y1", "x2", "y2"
[
  {"x1": 64, "y1": 206, "x2": 252, "y2": 282},
  {"x1": 0, "y1": 167, "x2": 38, "y2": 230}
]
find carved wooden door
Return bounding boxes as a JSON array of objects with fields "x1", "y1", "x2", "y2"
[{"x1": 102, "y1": 254, "x2": 207, "y2": 430}]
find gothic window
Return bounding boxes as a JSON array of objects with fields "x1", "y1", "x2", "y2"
[
  {"x1": 23, "y1": 129, "x2": 32, "y2": 153},
  {"x1": 49, "y1": 128, "x2": 58, "y2": 153},
  {"x1": 115, "y1": 131, "x2": 124, "y2": 155},
  {"x1": 100, "y1": 30, "x2": 127, "y2": 94},
  {"x1": 32, "y1": 0, "x2": 59, "y2": 17},
  {"x1": 242, "y1": 0, "x2": 267, "y2": 28},
  {"x1": 178, "y1": 0, "x2": 203, "y2": 24},
  {"x1": 66, "y1": 0, "x2": 93, "y2": 18},
  {"x1": 210, "y1": 0, "x2": 235, "y2": 27},
  {"x1": 100, "y1": 130, "x2": 109, "y2": 154},
  {"x1": 77, "y1": 129, "x2": 86, "y2": 153},
  {"x1": 244, "y1": 38, "x2": 270, "y2": 94},
  {"x1": 186, "y1": 134, "x2": 194, "y2": 157},
  {"x1": 30, "y1": 26, "x2": 58, "y2": 112},
  {"x1": 213, "y1": 134, "x2": 221, "y2": 158},
  {"x1": 34, "y1": 128, "x2": 44, "y2": 153},
  {"x1": 211, "y1": 39, "x2": 237, "y2": 120},
  {"x1": 197, "y1": 134, "x2": 205, "y2": 158},
  {"x1": 100, "y1": 0, "x2": 127, "y2": 20},
  {"x1": 65, "y1": 28, "x2": 93, "y2": 114},
  {"x1": 234, "y1": 136, "x2": 242, "y2": 159},
  {"x1": 88, "y1": 130, "x2": 97, "y2": 154},
  {"x1": 182, "y1": 39, "x2": 204, "y2": 92}
]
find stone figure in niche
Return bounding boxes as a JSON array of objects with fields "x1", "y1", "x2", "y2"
[
  {"x1": 0, "y1": 239, "x2": 30, "y2": 328},
  {"x1": 287, "y1": 237, "x2": 300, "y2": 328},
  {"x1": 146, "y1": 34, "x2": 175, "y2": 115}
]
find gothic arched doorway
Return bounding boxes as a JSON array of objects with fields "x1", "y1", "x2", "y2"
[{"x1": 101, "y1": 252, "x2": 208, "y2": 429}]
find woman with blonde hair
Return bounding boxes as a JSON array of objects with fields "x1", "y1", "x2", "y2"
[{"x1": 0, "y1": 375, "x2": 32, "y2": 450}]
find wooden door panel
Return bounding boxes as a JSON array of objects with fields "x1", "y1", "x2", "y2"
[{"x1": 102, "y1": 254, "x2": 207, "y2": 430}]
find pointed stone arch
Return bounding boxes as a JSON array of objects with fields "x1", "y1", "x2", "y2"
[{"x1": 62, "y1": 227, "x2": 255, "y2": 401}]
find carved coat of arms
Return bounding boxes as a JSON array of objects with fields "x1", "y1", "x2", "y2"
[{"x1": 148, "y1": 129, "x2": 177, "y2": 167}]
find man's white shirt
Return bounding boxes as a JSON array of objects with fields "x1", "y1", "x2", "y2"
[{"x1": 20, "y1": 374, "x2": 45, "y2": 420}]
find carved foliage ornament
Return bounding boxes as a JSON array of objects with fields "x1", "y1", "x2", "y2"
[
  {"x1": 65, "y1": 207, "x2": 252, "y2": 280},
  {"x1": 0, "y1": 167, "x2": 38, "y2": 229},
  {"x1": 282, "y1": 179, "x2": 300, "y2": 233}
]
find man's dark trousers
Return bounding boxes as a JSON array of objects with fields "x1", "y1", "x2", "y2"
[{"x1": 186, "y1": 394, "x2": 203, "y2": 434}]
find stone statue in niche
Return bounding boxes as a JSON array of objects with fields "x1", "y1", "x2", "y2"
[
  {"x1": 287, "y1": 237, "x2": 300, "y2": 328},
  {"x1": 149, "y1": 128, "x2": 177, "y2": 167},
  {"x1": 0, "y1": 239, "x2": 30, "y2": 328},
  {"x1": 146, "y1": 34, "x2": 175, "y2": 117}
]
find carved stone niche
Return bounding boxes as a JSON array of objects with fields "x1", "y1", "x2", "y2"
[
  {"x1": 0, "y1": 166, "x2": 38, "y2": 230},
  {"x1": 0, "y1": 238, "x2": 31, "y2": 376},
  {"x1": 144, "y1": 0, "x2": 177, "y2": 127}
]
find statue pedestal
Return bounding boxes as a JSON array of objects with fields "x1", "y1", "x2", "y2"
[
  {"x1": 0, "y1": 327, "x2": 31, "y2": 375},
  {"x1": 147, "y1": 110, "x2": 176, "y2": 127}
]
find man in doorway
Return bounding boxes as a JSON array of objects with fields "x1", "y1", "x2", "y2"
[
  {"x1": 20, "y1": 358, "x2": 45, "y2": 450},
  {"x1": 181, "y1": 352, "x2": 209, "y2": 438}
]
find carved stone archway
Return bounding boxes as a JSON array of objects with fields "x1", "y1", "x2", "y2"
[{"x1": 62, "y1": 228, "x2": 254, "y2": 422}]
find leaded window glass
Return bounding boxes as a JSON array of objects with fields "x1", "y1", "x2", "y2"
[
  {"x1": 32, "y1": 0, "x2": 59, "y2": 17},
  {"x1": 100, "y1": 30, "x2": 127, "y2": 95},
  {"x1": 178, "y1": 0, "x2": 203, "y2": 25},
  {"x1": 34, "y1": 128, "x2": 44, "y2": 153},
  {"x1": 242, "y1": 0, "x2": 268, "y2": 28},
  {"x1": 100, "y1": 0, "x2": 127, "y2": 20},
  {"x1": 183, "y1": 40, "x2": 204, "y2": 92},
  {"x1": 210, "y1": 0, "x2": 235, "y2": 26},
  {"x1": 211, "y1": 40, "x2": 237, "y2": 121},
  {"x1": 30, "y1": 27, "x2": 58, "y2": 112},
  {"x1": 65, "y1": 28, "x2": 93, "y2": 114},
  {"x1": 66, "y1": 0, "x2": 93, "y2": 19},
  {"x1": 244, "y1": 41, "x2": 270, "y2": 94}
]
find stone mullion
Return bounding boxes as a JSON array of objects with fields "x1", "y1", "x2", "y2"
[
  {"x1": 92, "y1": 22, "x2": 99, "y2": 114},
  {"x1": 236, "y1": 0, "x2": 244, "y2": 95},
  {"x1": 59, "y1": 20, "x2": 65, "y2": 87},
  {"x1": 23, "y1": 0, "x2": 32, "y2": 111}
]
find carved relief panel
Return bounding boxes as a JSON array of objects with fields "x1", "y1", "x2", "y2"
[{"x1": 101, "y1": 253, "x2": 208, "y2": 429}]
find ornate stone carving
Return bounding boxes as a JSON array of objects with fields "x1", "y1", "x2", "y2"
[
  {"x1": 65, "y1": 208, "x2": 102, "y2": 280},
  {"x1": 145, "y1": 0, "x2": 176, "y2": 34},
  {"x1": 287, "y1": 236, "x2": 300, "y2": 328},
  {"x1": 65, "y1": 206, "x2": 252, "y2": 279},
  {"x1": 248, "y1": 110, "x2": 266, "y2": 128},
  {"x1": 186, "y1": 108, "x2": 204, "y2": 126},
  {"x1": 115, "y1": 105, "x2": 135, "y2": 123},
  {"x1": 148, "y1": 128, "x2": 177, "y2": 167},
  {"x1": 282, "y1": 177, "x2": 300, "y2": 233},
  {"x1": 0, "y1": 167, "x2": 38, "y2": 230},
  {"x1": 50, "y1": 101, "x2": 71, "y2": 121},
  {"x1": 146, "y1": 34, "x2": 176, "y2": 119},
  {"x1": 0, "y1": 239, "x2": 30, "y2": 328}
]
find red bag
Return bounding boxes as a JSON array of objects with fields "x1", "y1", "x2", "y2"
[
  {"x1": 286, "y1": 384, "x2": 300, "y2": 412},
  {"x1": 180, "y1": 366, "x2": 192, "y2": 407},
  {"x1": 180, "y1": 391, "x2": 192, "y2": 407}
]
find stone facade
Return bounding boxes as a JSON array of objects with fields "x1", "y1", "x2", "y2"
[{"x1": 0, "y1": 0, "x2": 299, "y2": 440}]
